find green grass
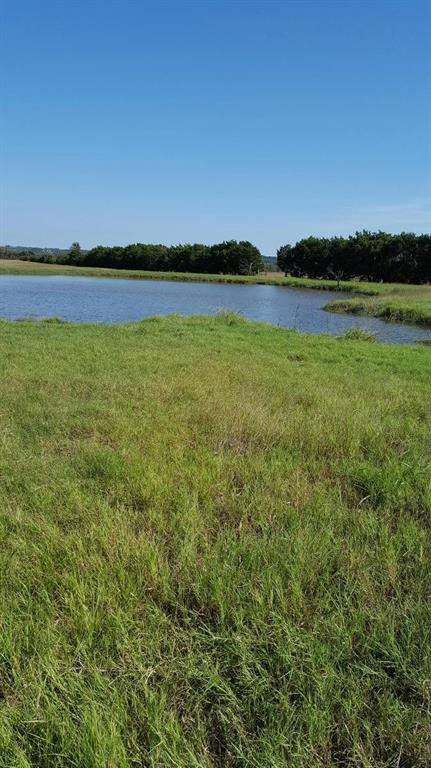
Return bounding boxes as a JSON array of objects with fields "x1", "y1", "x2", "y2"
[
  {"x1": 325, "y1": 287, "x2": 431, "y2": 328},
  {"x1": 339, "y1": 328, "x2": 376, "y2": 343},
  {"x1": 0, "y1": 258, "x2": 407, "y2": 294},
  {"x1": 0, "y1": 314, "x2": 430, "y2": 767}
]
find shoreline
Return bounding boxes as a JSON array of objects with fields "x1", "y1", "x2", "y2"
[
  {"x1": 1, "y1": 258, "x2": 430, "y2": 328},
  {"x1": 325, "y1": 293, "x2": 431, "y2": 328},
  {"x1": 0, "y1": 258, "x2": 391, "y2": 294}
]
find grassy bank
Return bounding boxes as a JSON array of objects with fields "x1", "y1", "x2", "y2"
[
  {"x1": 326, "y1": 286, "x2": 431, "y2": 328},
  {"x1": 0, "y1": 257, "x2": 401, "y2": 294},
  {"x1": 0, "y1": 314, "x2": 430, "y2": 767}
]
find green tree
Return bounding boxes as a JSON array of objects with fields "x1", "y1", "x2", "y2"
[
  {"x1": 326, "y1": 237, "x2": 350, "y2": 287},
  {"x1": 68, "y1": 242, "x2": 82, "y2": 263},
  {"x1": 209, "y1": 241, "x2": 264, "y2": 275},
  {"x1": 276, "y1": 244, "x2": 293, "y2": 275}
]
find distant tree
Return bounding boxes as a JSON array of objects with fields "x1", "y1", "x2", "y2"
[
  {"x1": 292, "y1": 237, "x2": 330, "y2": 278},
  {"x1": 168, "y1": 244, "x2": 211, "y2": 272},
  {"x1": 234, "y1": 240, "x2": 265, "y2": 275},
  {"x1": 326, "y1": 237, "x2": 350, "y2": 287},
  {"x1": 415, "y1": 234, "x2": 431, "y2": 283},
  {"x1": 276, "y1": 244, "x2": 293, "y2": 275},
  {"x1": 68, "y1": 242, "x2": 82, "y2": 263},
  {"x1": 209, "y1": 240, "x2": 264, "y2": 275}
]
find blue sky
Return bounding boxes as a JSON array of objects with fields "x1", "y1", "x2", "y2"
[{"x1": 1, "y1": 0, "x2": 430, "y2": 256}]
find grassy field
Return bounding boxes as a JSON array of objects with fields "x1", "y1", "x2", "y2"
[
  {"x1": 325, "y1": 287, "x2": 431, "y2": 328},
  {"x1": 0, "y1": 313, "x2": 430, "y2": 767}
]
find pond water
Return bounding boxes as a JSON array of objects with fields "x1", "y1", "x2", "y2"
[{"x1": 0, "y1": 275, "x2": 430, "y2": 345}]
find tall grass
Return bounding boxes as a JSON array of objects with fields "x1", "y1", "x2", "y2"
[
  {"x1": 0, "y1": 315, "x2": 430, "y2": 767},
  {"x1": 326, "y1": 287, "x2": 431, "y2": 328}
]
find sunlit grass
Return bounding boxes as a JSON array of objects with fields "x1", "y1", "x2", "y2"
[
  {"x1": 0, "y1": 314, "x2": 430, "y2": 766},
  {"x1": 326, "y1": 286, "x2": 431, "y2": 327}
]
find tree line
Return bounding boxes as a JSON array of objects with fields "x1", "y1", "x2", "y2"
[
  {"x1": 1, "y1": 230, "x2": 430, "y2": 282},
  {"x1": 277, "y1": 231, "x2": 430, "y2": 284},
  {"x1": 0, "y1": 240, "x2": 265, "y2": 276}
]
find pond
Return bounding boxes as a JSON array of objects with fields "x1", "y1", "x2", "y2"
[{"x1": 0, "y1": 274, "x2": 430, "y2": 345}]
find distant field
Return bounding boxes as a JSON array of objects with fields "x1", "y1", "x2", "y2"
[
  {"x1": 0, "y1": 314, "x2": 430, "y2": 766},
  {"x1": 0, "y1": 257, "x2": 395, "y2": 293}
]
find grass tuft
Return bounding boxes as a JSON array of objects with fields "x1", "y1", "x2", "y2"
[
  {"x1": 340, "y1": 328, "x2": 376, "y2": 342},
  {"x1": 216, "y1": 309, "x2": 248, "y2": 325}
]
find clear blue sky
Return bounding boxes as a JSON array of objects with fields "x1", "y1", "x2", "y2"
[{"x1": 1, "y1": 0, "x2": 430, "y2": 256}]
